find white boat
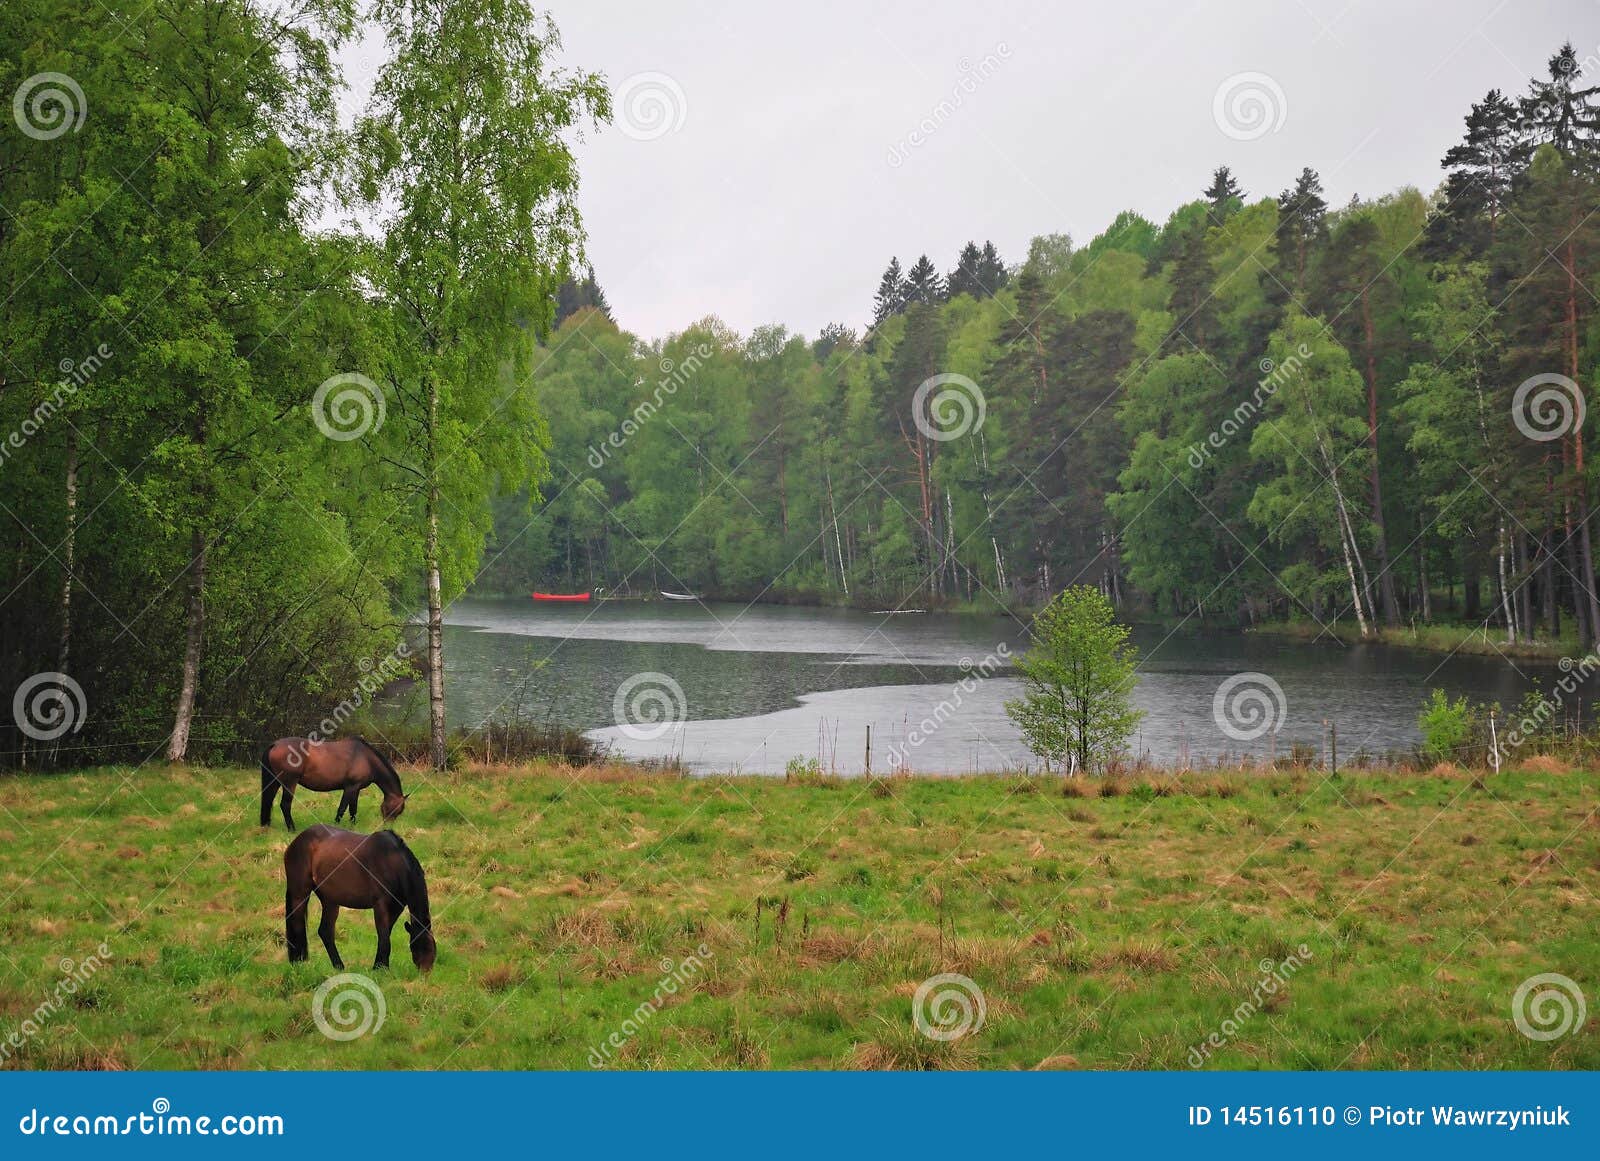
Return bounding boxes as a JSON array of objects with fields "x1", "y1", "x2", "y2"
[{"x1": 660, "y1": 591, "x2": 700, "y2": 601}]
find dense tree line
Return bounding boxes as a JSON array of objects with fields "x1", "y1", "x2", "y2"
[
  {"x1": 485, "y1": 44, "x2": 1600, "y2": 654},
  {"x1": 0, "y1": 0, "x2": 604, "y2": 767}
]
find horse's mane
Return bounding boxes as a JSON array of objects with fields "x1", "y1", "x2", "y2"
[
  {"x1": 358, "y1": 737, "x2": 404, "y2": 794},
  {"x1": 383, "y1": 832, "x2": 430, "y2": 921}
]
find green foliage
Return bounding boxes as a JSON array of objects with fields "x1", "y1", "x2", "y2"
[
  {"x1": 1417, "y1": 689, "x2": 1474, "y2": 762},
  {"x1": 1005, "y1": 586, "x2": 1144, "y2": 774}
]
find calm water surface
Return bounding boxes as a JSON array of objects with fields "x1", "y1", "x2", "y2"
[{"x1": 385, "y1": 597, "x2": 1556, "y2": 774}]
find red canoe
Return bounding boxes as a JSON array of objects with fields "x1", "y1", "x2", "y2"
[{"x1": 530, "y1": 591, "x2": 591, "y2": 602}]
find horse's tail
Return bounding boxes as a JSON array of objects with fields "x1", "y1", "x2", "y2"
[{"x1": 259, "y1": 746, "x2": 277, "y2": 826}]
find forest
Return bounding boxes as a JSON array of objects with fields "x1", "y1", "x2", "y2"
[
  {"x1": 486, "y1": 45, "x2": 1600, "y2": 656},
  {"x1": 1, "y1": 1, "x2": 1598, "y2": 768}
]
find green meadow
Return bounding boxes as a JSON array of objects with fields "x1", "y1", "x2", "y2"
[{"x1": 0, "y1": 761, "x2": 1595, "y2": 1069}]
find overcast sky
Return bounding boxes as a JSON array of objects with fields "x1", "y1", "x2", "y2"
[{"x1": 349, "y1": 0, "x2": 1600, "y2": 342}]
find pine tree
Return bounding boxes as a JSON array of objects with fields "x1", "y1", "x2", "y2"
[
  {"x1": 947, "y1": 241, "x2": 984, "y2": 299},
  {"x1": 902, "y1": 254, "x2": 946, "y2": 305},
  {"x1": 1427, "y1": 90, "x2": 1528, "y2": 258},
  {"x1": 977, "y1": 240, "x2": 1009, "y2": 293},
  {"x1": 1522, "y1": 42, "x2": 1600, "y2": 167},
  {"x1": 1273, "y1": 167, "x2": 1328, "y2": 294},
  {"x1": 871, "y1": 257, "x2": 907, "y2": 326},
  {"x1": 1203, "y1": 165, "x2": 1243, "y2": 225}
]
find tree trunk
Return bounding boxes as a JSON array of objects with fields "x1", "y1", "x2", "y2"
[
  {"x1": 166, "y1": 528, "x2": 207, "y2": 762},
  {"x1": 1360, "y1": 288, "x2": 1400, "y2": 626},
  {"x1": 425, "y1": 373, "x2": 447, "y2": 770},
  {"x1": 59, "y1": 430, "x2": 77, "y2": 673}
]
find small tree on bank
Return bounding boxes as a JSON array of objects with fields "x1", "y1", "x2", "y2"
[{"x1": 1005, "y1": 586, "x2": 1144, "y2": 775}]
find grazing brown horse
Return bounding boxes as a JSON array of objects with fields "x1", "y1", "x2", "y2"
[
  {"x1": 284, "y1": 825, "x2": 435, "y2": 972},
  {"x1": 259, "y1": 736, "x2": 406, "y2": 831}
]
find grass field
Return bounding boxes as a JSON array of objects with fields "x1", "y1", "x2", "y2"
[{"x1": 0, "y1": 760, "x2": 1595, "y2": 1069}]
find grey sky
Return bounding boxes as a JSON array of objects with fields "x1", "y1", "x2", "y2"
[{"x1": 361, "y1": 0, "x2": 1600, "y2": 341}]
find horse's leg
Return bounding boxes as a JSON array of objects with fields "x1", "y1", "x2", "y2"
[
  {"x1": 347, "y1": 787, "x2": 358, "y2": 823},
  {"x1": 335, "y1": 789, "x2": 354, "y2": 824},
  {"x1": 317, "y1": 900, "x2": 344, "y2": 969},
  {"x1": 280, "y1": 785, "x2": 296, "y2": 832},
  {"x1": 285, "y1": 883, "x2": 310, "y2": 963},
  {"x1": 372, "y1": 897, "x2": 396, "y2": 970}
]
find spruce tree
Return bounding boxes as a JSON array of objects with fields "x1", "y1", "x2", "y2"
[
  {"x1": 1427, "y1": 89, "x2": 1528, "y2": 257},
  {"x1": 1203, "y1": 165, "x2": 1244, "y2": 225},
  {"x1": 1522, "y1": 42, "x2": 1600, "y2": 167},
  {"x1": 902, "y1": 254, "x2": 946, "y2": 305},
  {"x1": 947, "y1": 241, "x2": 985, "y2": 299},
  {"x1": 871, "y1": 257, "x2": 907, "y2": 326},
  {"x1": 1273, "y1": 167, "x2": 1328, "y2": 294}
]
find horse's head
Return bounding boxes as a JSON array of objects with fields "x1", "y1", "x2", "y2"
[
  {"x1": 405, "y1": 918, "x2": 436, "y2": 972},
  {"x1": 381, "y1": 791, "x2": 407, "y2": 822}
]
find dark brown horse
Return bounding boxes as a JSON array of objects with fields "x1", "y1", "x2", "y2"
[
  {"x1": 259, "y1": 736, "x2": 406, "y2": 831},
  {"x1": 284, "y1": 824, "x2": 435, "y2": 971}
]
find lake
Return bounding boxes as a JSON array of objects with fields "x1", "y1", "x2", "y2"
[{"x1": 389, "y1": 596, "x2": 1559, "y2": 774}]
